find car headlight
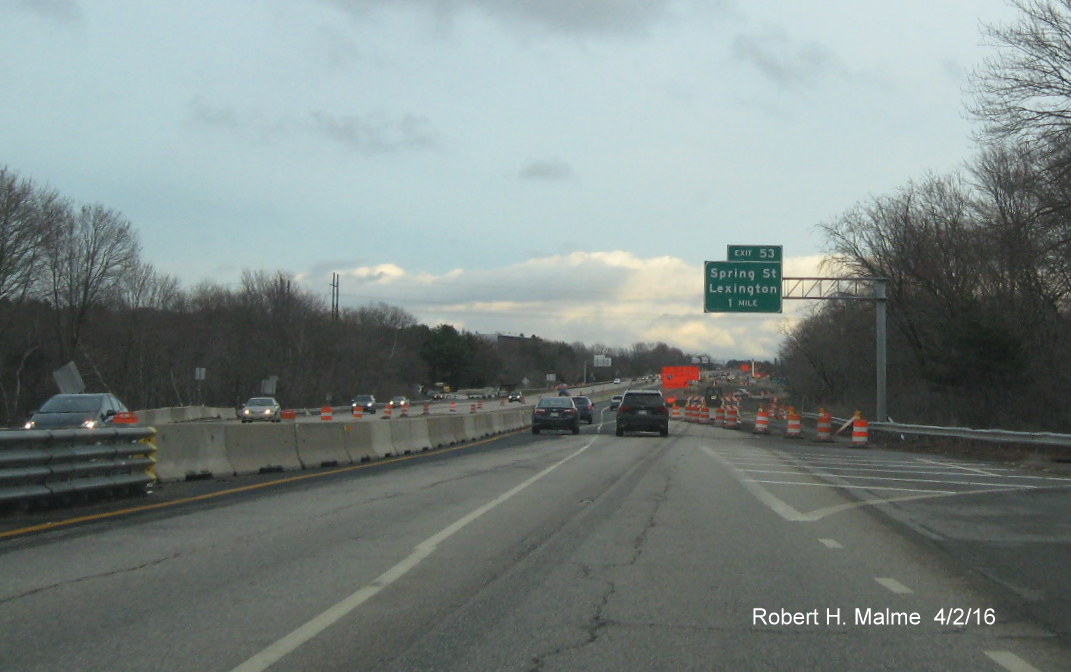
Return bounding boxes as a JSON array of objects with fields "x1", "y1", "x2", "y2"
[
  {"x1": 24, "y1": 421, "x2": 35, "y2": 429},
  {"x1": 82, "y1": 419, "x2": 97, "y2": 429},
  {"x1": 264, "y1": 409, "x2": 274, "y2": 415},
  {"x1": 243, "y1": 408, "x2": 251, "y2": 415}
]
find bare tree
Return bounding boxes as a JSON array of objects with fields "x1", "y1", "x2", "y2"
[
  {"x1": 971, "y1": 0, "x2": 1071, "y2": 154},
  {"x1": 45, "y1": 203, "x2": 141, "y2": 363}
]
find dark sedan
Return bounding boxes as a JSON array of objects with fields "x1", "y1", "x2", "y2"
[
  {"x1": 531, "y1": 396, "x2": 580, "y2": 434},
  {"x1": 24, "y1": 393, "x2": 130, "y2": 430},
  {"x1": 572, "y1": 396, "x2": 594, "y2": 424}
]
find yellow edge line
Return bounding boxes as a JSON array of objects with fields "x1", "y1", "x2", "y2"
[{"x1": 0, "y1": 429, "x2": 525, "y2": 540}]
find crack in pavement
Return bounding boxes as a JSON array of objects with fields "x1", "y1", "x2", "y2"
[
  {"x1": 527, "y1": 466, "x2": 674, "y2": 671},
  {"x1": 0, "y1": 551, "x2": 185, "y2": 606}
]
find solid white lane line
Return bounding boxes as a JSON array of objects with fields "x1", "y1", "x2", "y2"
[
  {"x1": 915, "y1": 457, "x2": 1001, "y2": 477},
  {"x1": 819, "y1": 538, "x2": 843, "y2": 549},
  {"x1": 875, "y1": 577, "x2": 913, "y2": 594},
  {"x1": 229, "y1": 440, "x2": 596, "y2": 672},
  {"x1": 737, "y1": 469, "x2": 1035, "y2": 490},
  {"x1": 748, "y1": 479, "x2": 956, "y2": 495},
  {"x1": 985, "y1": 650, "x2": 1045, "y2": 672}
]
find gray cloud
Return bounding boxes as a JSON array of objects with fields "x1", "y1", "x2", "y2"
[
  {"x1": 8, "y1": 0, "x2": 83, "y2": 25},
  {"x1": 732, "y1": 28, "x2": 840, "y2": 91},
  {"x1": 318, "y1": 0, "x2": 688, "y2": 38},
  {"x1": 519, "y1": 159, "x2": 573, "y2": 181},
  {"x1": 188, "y1": 98, "x2": 440, "y2": 154},
  {"x1": 311, "y1": 111, "x2": 440, "y2": 153}
]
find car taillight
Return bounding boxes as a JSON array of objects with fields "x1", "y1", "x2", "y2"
[
  {"x1": 618, "y1": 405, "x2": 633, "y2": 413},
  {"x1": 565, "y1": 409, "x2": 576, "y2": 415},
  {"x1": 534, "y1": 409, "x2": 546, "y2": 415}
]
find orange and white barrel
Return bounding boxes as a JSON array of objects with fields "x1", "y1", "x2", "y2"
[
  {"x1": 450, "y1": 400, "x2": 457, "y2": 413},
  {"x1": 753, "y1": 407, "x2": 769, "y2": 434},
  {"x1": 815, "y1": 409, "x2": 832, "y2": 442},
  {"x1": 352, "y1": 405, "x2": 363, "y2": 419},
  {"x1": 851, "y1": 412, "x2": 869, "y2": 447},
  {"x1": 713, "y1": 405, "x2": 725, "y2": 426},
  {"x1": 785, "y1": 408, "x2": 802, "y2": 439},
  {"x1": 382, "y1": 406, "x2": 393, "y2": 420},
  {"x1": 320, "y1": 406, "x2": 333, "y2": 421}
]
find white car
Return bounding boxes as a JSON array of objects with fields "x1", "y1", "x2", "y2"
[
  {"x1": 609, "y1": 394, "x2": 623, "y2": 410},
  {"x1": 240, "y1": 397, "x2": 281, "y2": 423}
]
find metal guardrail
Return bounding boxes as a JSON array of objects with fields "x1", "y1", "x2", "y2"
[
  {"x1": 0, "y1": 427, "x2": 157, "y2": 505},
  {"x1": 802, "y1": 413, "x2": 1071, "y2": 449}
]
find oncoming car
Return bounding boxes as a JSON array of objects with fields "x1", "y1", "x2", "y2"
[
  {"x1": 240, "y1": 397, "x2": 282, "y2": 423},
  {"x1": 351, "y1": 394, "x2": 376, "y2": 415},
  {"x1": 531, "y1": 396, "x2": 580, "y2": 435},
  {"x1": 24, "y1": 393, "x2": 131, "y2": 430}
]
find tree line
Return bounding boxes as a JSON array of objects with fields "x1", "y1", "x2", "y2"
[
  {"x1": 0, "y1": 169, "x2": 696, "y2": 425},
  {"x1": 780, "y1": 0, "x2": 1071, "y2": 431}
]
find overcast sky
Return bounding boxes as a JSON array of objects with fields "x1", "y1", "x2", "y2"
[{"x1": 1, "y1": 0, "x2": 1020, "y2": 359}]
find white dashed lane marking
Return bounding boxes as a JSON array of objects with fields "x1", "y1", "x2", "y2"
[
  {"x1": 875, "y1": 577, "x2": 913, "y2": 594},
  {"x1": 985, "y1": 650, "x2": 1045, "y2": 672}
]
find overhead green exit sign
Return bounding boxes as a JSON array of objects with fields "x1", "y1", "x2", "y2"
[
  {"x1": 704, "y1": 259, "x2": 782, "y2": 313},
  {"x1": 727, "y1": 245, "x2": 782, "y2": 262}
]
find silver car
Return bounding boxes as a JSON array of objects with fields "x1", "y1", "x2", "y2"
[{"x1": 240, "y1": 397, "x2": 282, "y2": 423}]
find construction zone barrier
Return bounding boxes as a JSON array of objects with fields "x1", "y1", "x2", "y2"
[
  {"x1": 785, "y1": 408, "x2": 802, "y2": 439},
  {"x1": 296, "y1": 423, "x2": 350, "y2": 468},
  {"x1": 154, "y1": 423, "x2": 232, "y2": 481},
  {"x1": 851, "y1": 412, "x2": 869, "y2": 448},
  {"x1": 352, "y1": 405, "x2": 363, "y2": 419},
  {"x1": 320, "y1": 406, "x2": 333, "y2": 421},
  {"x1": 724, "y1": 405, "x2": 739, "y2": 430},
  {"x1": 382, "y1": 406, "x2": 393, "y2": 420},
  {"x1": 712, "y1": 405, "x2": 725, "y2": 426},
  {"x1": 753, "y1": 406, "x2": 770, "y2": 434},
  {"x1": 814, "y1": 409, "x2": 833, "y2": 442},
  {"x1": 281, "y1": 409, "x2": 297, "y2": 421},
  {"x1": 147, "y1": 408, "x2": 533, "y2": 482}
]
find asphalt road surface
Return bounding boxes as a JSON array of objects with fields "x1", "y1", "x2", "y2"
[{"x1": 2, "y1": 405, "x2": 1070, "y2": 671}]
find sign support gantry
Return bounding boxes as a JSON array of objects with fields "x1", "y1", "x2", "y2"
[{"x1": 783, "y1": 277, "x2": 888, "y2": 422}]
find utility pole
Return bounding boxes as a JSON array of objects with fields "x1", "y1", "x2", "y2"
[{"x1": 330, "y1": 273, "x2": 340, "y2": 320}]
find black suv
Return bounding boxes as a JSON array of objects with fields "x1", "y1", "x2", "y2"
[{"x1": 615, "y1": 390, "x2": 669, "y2": 437}]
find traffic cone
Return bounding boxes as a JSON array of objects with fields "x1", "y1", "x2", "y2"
[{"x1": 113, "y1": 411, "x2": 139, "y2": 425}]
